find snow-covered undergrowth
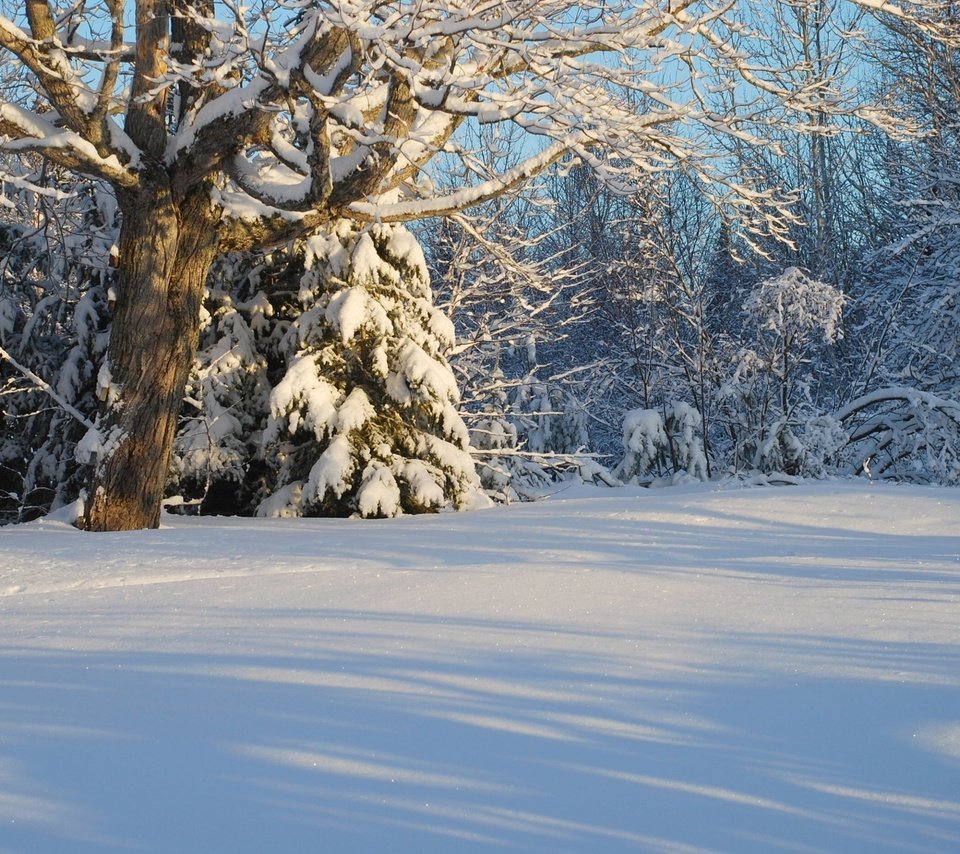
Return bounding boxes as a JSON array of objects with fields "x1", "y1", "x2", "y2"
[{"x1": 1, "y1": 482, "x2": 958, "y2": 853}]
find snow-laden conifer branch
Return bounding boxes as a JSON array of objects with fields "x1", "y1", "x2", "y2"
[{"x1": 0, "y1": 343, "x2": 96, "y2": 431}]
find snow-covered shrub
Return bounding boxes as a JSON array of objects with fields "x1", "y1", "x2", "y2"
[
  {"x1": 799, "y1": 414, "x2": 848, "y2": 478},
  {"x1": 837, "y1": 387, "x2": 960, "y2": 484},
  {"x1": 719, "y1": 267, "x2": 844, "y2": 476},
  {"x1": 664, "y1": 401, "x2": 708, "y2": 480},
  {"x1": 259, "y1": 221, "x2": 488, "y2": 518},
  {"x1": 467, "y1": 367, "x2": 532, "y2": 501},
  {"x1": 616, "y1": 401, "x2": 709, "y2": 484},
  {"x1": 470, "y1": 411, "x2": 521, "y2": 500},
  {"x1": 517, "y1": 380, "x2": 590, "y2": 457},
  {"x1": 467, "y1": 370, "x2": 580, "y2": 502},
  {"x1": 616, "y1": 408, "x2": 668, "y2": 483}
]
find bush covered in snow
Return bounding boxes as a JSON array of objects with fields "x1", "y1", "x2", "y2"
[
  {"x1": 718, "y1": 267, "x2": 845, "y2": 476},
  {"x1": 616, "y1": 402, "x2": 708, "y2": 484},
  {"x1": 467, "y1": 370, "x2": 591, "y2": 502},
  {"x1": 837, "y1": 388, "x2": 960, "y2": 484}
]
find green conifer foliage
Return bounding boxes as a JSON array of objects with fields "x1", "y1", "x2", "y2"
[{"x1": 260, "y1": 222, "x2": 487, "y2": 518}]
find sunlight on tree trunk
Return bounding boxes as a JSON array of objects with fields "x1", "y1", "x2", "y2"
[{"x1": 83, "y1": 187, "x2": 219, "y2": 530}]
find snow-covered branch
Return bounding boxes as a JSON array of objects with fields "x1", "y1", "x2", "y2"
[
  {"x1": 851, "y1": 0, "x2": 960, "y2": 45},
  {"x1": 0, "y1": 343, "x2": 96, "y2": 431},
  {"x1": 348, "y1": 141, "x2": 570, "y2": 222},
  {"x1": 0, "y1": 103, "x2": 138, "y2": 187}
]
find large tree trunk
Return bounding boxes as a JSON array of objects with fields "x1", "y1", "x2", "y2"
[{"x1": 82, "y1": 181, "x2": 219, "y2": 531}]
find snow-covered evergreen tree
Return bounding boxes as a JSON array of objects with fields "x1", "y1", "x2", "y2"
[
  {"x1": 168, "y1": 284, "x2": 273, "y2": 513},
  {"x1": 259, "y1": 222, "x2": 487, "y2": 518},
  {"x1": 0, "y1": 168, "x2": 114, "y2": 521}
]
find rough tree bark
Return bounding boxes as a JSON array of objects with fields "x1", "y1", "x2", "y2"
[{"x1": 83, "y1": 183, "x2": 220, "y2": 530}]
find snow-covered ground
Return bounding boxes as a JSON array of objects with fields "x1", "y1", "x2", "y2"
[{"x1": 1, "y1": 481, "x2": 958, "y2": 853}]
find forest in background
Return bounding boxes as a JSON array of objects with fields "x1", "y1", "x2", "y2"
[{"x1": 1, "y1": 1, "x2": 958, "y2": 523}]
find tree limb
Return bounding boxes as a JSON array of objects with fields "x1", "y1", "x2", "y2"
[{"x1": 0, "y1": 343, "x2": 96, "y2": 431}]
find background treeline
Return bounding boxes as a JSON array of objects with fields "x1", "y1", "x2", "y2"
[{"x1": 1, "y1": 18, "x2": 958, "y2": 522}]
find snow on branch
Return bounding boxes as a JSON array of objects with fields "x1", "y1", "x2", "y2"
[
  {"x1": 1, "y1": 5, "x2": 108, "y2": 139},
  {"x1": 0, "y1": 343, "x2": 96, "y2": 431},
  {"x1": 851, "y1": 0, "x2": 960, "y2": 45},
  {"x1": 3, "y1": 0, "x2": 956, "y2": 255},
  {"x1": 348, "y1": 141, "x2": 570, "y2": 222},
  {"x1": 836, "y1": 387, "x2": 960, "y2": 483},
  {"x1": 836, "y1": 386, "x2": 960, "y2": 426},
  {"x1": 0, "y1": 103, "x2": 138, "y2": 187}
]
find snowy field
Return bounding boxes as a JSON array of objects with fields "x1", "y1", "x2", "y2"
[{"x1": 1, "y1": 482, "x2": 958, "y2": 853}]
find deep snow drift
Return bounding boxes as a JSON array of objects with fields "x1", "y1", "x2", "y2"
[{"x1": 1, "y1": 481, "x2": 958, "y2": 853}]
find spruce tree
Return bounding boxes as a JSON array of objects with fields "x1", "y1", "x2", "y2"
[{"x1": 260, "y1": 222, "x2": 487, "y2": 518}]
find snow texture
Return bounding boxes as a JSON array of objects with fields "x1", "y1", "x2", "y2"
[
  {"x1": 1, "y1": 482, "x2": 958, "y2": 853},
  {"x1": 267, "y1": 354, "x2": 339, "y2": 442}
]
